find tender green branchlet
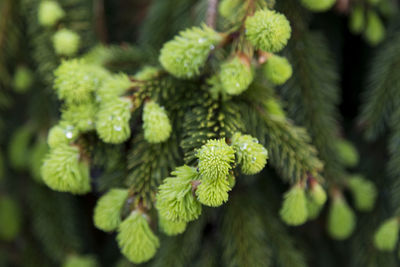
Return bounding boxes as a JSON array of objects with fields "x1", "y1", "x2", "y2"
[
  {"x1": 47, "y1": 124, "x2": 78, "y2": 149},
  {"x1": 219, "y1": 0, "x2": 244, "y2": 20},
  {"x1": 62, "y1": 255, "x2": 98, "y2": 267},
  {"x1": 142, "y1": 101, "x2": 172, "y2": 143},
  {"x1": 347, "y1": 175, "x2": 377, "y2": 211},
  {"x1": 159, "y1": 215, "x2": 187, "y2": 236},
  {"x1": 156, "y1": 166, "x2": 202, "y2": 222},
  {"x1": 327, "y1": 195, "x2": 356, "y2": 240},
  {"x1": 197, "y1": 139, "x2": 235, "y2": 181},
  {"x1": 96, "y1": 97, "x2": 132, "y2": 144},
  {"x1": 159, "y1": 25, "x2": 222, "y2": 78},
  {"x1": 41, "y1": 144, "x2": 91, "y2": 194},
  {"x1": 309, "y1": 181, "x2": 327, "y2": 206},
  {"x1": 245, "y1": 9, "x2": 291, "y2": 52},
  {"x1": 365, "y1": 11, "x2": 385, "y2": 46},
  {"x1": 280, "y1": 185, "x2": 308, "y2": 226},
  {"x1": 61, "y1": 102, "x2": 97, "y2": 132},
  {"x1": 265, "y1": 98, "x2": 286, "y2": 117},
  {"x1": 300, "y1": 0, "x2": 336, "y2": 12},
  {"x1": 307, "y1": 197, "x2": 323, "y2": 220},
  {"x1": 374, "y1": 218, "x2": 399, "y2": 251},
  {"x1": 13, "y1": 66, "x2": 33, "y2": 93},
  {"x1": 306, "y1": 181, "x2": 326, "y2": 220},
  {"x1": 0, "y1": 195, "x2": 22, "y2": 241},
  {"x1": 231, "y1": 132, "x2": 268, "y2": 175},
  {"x1": 349, "y1": 5, "x2": 365, "y2": 34},
  {"x1": 196, "y1": 175, "x2": 231, "y2": 207},
  {"x1": 263, "y1": 55, "x2": 293, "y2": 85},
  {"x1": 335, "y1": 139, "x2": 359, "y2": 167},
  {"x1": 30, "y1": 139, "x2": 48, "y2": 182},
  {"x1": 38, "y1": 1, "x2": 65, "y2": 27},
  {"x1": 134, "y1": 66, "x2": 160, "y2": 81},
  {"x1": 97, "y1": 74, "x2": 131, "y2": 101},
  {"x1": 53, "y1": 29, "x2": 81, "y2": 56},
  {"x1": 94, "y1": 189, "x2": 129, "y2": 232},
  {"x1": 8, "y1": 126, "x2": 32, "y2": 170},
  {"x1": 219, "y1": 56, "x2": 254, "y2": 95},
  {"x1": 54, "y1": 60, "x2": 109, "y2": 104},
  {"x1": 117, "y1": 211, "x2": 160, "y2": 264}
]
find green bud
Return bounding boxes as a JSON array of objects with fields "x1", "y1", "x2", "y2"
[
  {"x1": 280, "y1": 185, "x2": 308, "y2": 226},
  {"x1": 263, "y1": 55, "x2": 293, "y2": 85},
  {"x1": 8, "y1": 126, "x2": 33, "y2": 170},
  {"x1": 38, "y1": 1, "x2": 65, "y2": 27},
  {"x1": 197, "y1": 139, "x2": 235, "y2": 181},
  {"x1": 227, "y1": 172, "x2": 236, "y2": 188},
  {"x1": 62, "y1": 255, "x2": 98, "y2": 267},
  {"x1": 117, "y1": 211, "x2": 160, "y2": 264},
  {"x1": 13, "y1": 66, "x2": 33, "y2": 93},
  {"x1": 134, "y1": 66, "x2": 160, "y2": 81},
  {"x1": 97, "y1": 74, "x2": 131, "y2": 101},
  {"x1": 159, "y1": 215, "x2": 187, "y2": 236},
  {"x1": 231, "y1": 132, "x2": 268, "y2": 175},
  {"x1": 349, "y1": 5, "x2": 365, "y2": 34},
  {"x1": 245, "y1": 9, "x2": 291, "y2": 52},
  {"x1": 41, "y1": 144, "x2": 91, "y2": 194},
  {"x1": 29, "y1": 138, "x2": 48, "y2": 183},
  {"x1": 265, "y1": 98, "x2": 286, "y2": 117},
  {"x1": 159, "y1": 25, "x2": 223, "y2": 78},
  {"x1": 142, "y1": 101, "x2": 172, "y2": 143},
  {"x1": 335, "y1": 139, "x2": 359, "y2": 167},
  {"x1": 347, "y1": 175, "x2": 377, "y2": 211},
  {"x1": 96, "y1": 97, "x2": 132, "y2": 144},
  {"x1": 374, "y1": 218, "x2": 399, "y2": 251},
  {"x1": 307, "y1": 197, "x2": 323, "y2": 220},
  {"x1": 53, "y1": 29, "x2": 81, "y2": 56},
  {"x1": 47, "y1": 123, "x2": 78, "y2": 149},
  {"x1": 219, "y1": 56, "x2": 254, "y2": 95},
  {"x1": 327, "y1": 195, "x2": 356, "y2": 240},
  {"x1": 94, "y1": 189, "x2": 129, "y2": 232},
  {"x1": 300, "y1": 0, "x2": 336, "y2": 12},
  {"x1": 61, "y1": 102, "x2": 97, "y2": 132},
  {"x1": 309, "y1": 182, "x2": 327, "y2": 206},
  {"x1": 54, "y1": 60, "x2": 110, "y2": 104},
  {"x1": 219, "y1": 0, "x2": 244, "y2": 21},
  {"x1": 156, "y1": 165, "x2": 202, "y2": 222},
  {"x1": 196, "y1": 175, "x2": 231, "y2": 207},
  {"x1": 365, "y1": 11, "x2": 385, "y2": 46},
  {"x1": 0, "y1": 195, "x2": 22, "y2": 241}
]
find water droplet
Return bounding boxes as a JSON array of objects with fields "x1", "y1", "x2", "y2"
[
  {"x1": 262, "y1": 148, "x2": 268, "y2": 155},
  {"x1": 209, "y1": 45, "x2": 215, "y2": 50},
  {"x1": 114, "y1": 125, "x2": 122, "y2": 131},
  {"x1": 198, "y1": 38, "x2": 206, "y2": 43},
  {"x1": 241, "y1": 143, "x2": 248, "y2": 150},
  {"x1": 236, "y1": 82, "x2": 240, "y2": 87},
  {"x1": 66, "y1": 131, "x2": 73, "y2": 139},
  {"x1": 251, "y1": 157, "x2": 257, "y2": 163}
]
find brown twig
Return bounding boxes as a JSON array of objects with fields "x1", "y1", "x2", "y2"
[
  {"x1": 206, "y1": 0, "x2": 219, "y2": 28},
  {"x1": 94, "y1": 0, "x2": 108, "y2": 43}
]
